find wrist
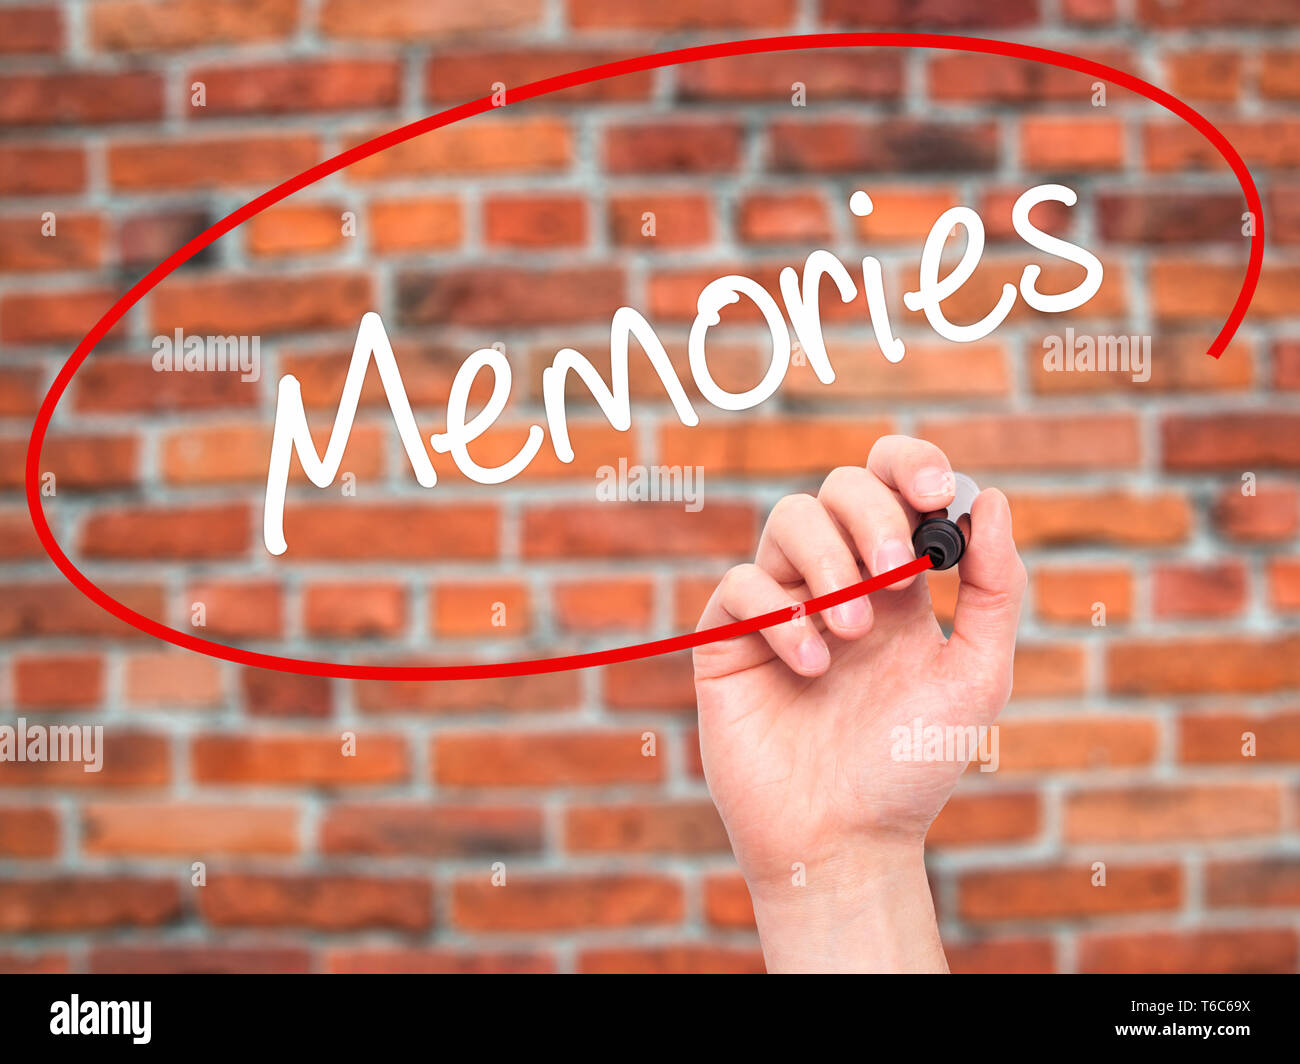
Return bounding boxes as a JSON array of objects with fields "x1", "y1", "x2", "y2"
[{"x1": 745, "y1": 838, "x2": 947, "y2": 974}]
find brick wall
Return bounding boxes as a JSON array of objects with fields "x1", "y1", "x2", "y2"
[{"x1": 2, "y1": 0, "x2": 1298, "y2": 974}]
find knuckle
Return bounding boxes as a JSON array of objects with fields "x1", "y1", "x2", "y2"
[{"x1": 818, "y1": 464, "x2": 863, "y2": 499}]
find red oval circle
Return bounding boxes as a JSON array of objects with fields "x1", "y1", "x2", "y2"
[{"x1": 25, "y1": 33, "x2": 1265, "y2": 680}]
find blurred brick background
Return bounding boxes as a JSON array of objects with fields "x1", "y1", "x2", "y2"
[{"x1": 2, "y1": 0, "x2": 1299, "y2": 974}]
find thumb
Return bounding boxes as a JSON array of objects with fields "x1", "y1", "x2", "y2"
[{"x1": 939, "y1": 487, "x2": 1027, "y2": 709}]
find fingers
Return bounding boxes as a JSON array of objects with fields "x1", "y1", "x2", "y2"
[
  {"x1": 939, "y1": 488, "x2": 1027, "y2": 708},
  {"x1": 867, "y1": 434, "x2": 956, "y2": 516},
  {"x1": 817, "y1": 464, "x2": 920, "y2": 590},
  {"x1": 696, "y1": 563, "x2": 830, "y2": 678},
  {"x1": 756, "y1": 493, "x2": 873, "y2": 638}
]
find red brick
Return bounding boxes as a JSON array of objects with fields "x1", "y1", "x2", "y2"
[
  {"x1": 571, "y1": 0, "x2": 793, "y2": 27},
  {"x1": 201, "y1": 874, "x2": 432, "y2": 930},
  {"x1": 0, "y1": 806, "x2": 59, "y2": 858},
  {"x1": 994, "y1": 717, "x2": 1159, "y2": 772},
  {"x1": 278, "y1": 504, "x2": 498, "y2": 560},
  {"x1": 150, "y1": 272, "x2": 370, "y2": 334},
  {"x1": 304, "y1": 583, "x2": 407, "y2": 638},
  {"x1": 1146, "y1": 119, "x2": 1300, "y2": 170},
  {"x1": 1008, "y1": 491, "x2": 1191, "y2": 548},
  {"x1": 961, "y1": 863, "x2": 1181, "y2": 922},
  {"x1": 0, "y1": 143, "x2": 85, "y2": 197},
  {"x1": 0, "y1": 214, "x2": 104, "y2": 272},
  {"x1": 1272, "y1": 559, "x2": 1300, "y2": 612},
  {"x1": 484, "y1": 194, "x2": 587, "y2": 248},
  {"x1": 186, "y1": 581, "x2": 283, "y2": 639},
  {"x1": 369, "y1": 197, "x2": 462, "y2": 253},
  {"x1": 565, "y1": 801, "x2": 729, "y2": 854},
  {"x1": 91, "y1": 0, "x2": 298, "y2": 51},
  {"x1": 12, "y1": 654, "x2": 103, "y2": 710},
  {"x1": 80, "y1": 503, "x2": 249, "y2": 560},
  {"x1": 1152, "y1": 561, "x2": 1247, "y2": 619},
  {"x1": 397, "y1": 266, "x2": 623, "y2": 327},
  {"x1": 0, "y1": 583, "x2": 164, "y2": 640},
  {"x1": 553, "y1": 578, "x2": 655, "y2": 633},
  {"x1": 1108, "y1": 636, "x2": 1300, "y2": 695},
  {"x1": 321, "y1": 0, "x2": 541, "y2": 38},
  {"x1": 0, "y1": 6, "x2": 62, "y2": 54},
  {"x1": 1163, "y1": 413, "x2": 1300, "y2": 470},
  {"x1": 189, "y1": 59, "x2": 401, "y2": 117},
  {"x1": 1259, "y1": 49, "x2": 1300, "y2": 99},
  {"x1": 602, "y1": 652, "x2": 698, "y2": 712},
  {"x1": 1028, "y1": 333, "x2": 1251, "y2": 394},
  {"x1": 678, "y1": 50, "x2": 900, "y2": 101},
  {"x1": 1206, "y1": 858, "x2": 1300, "y2": 908},
  {"x1": 0, "y1": 733, "x2": 169, "y2": 789},
  {"x1": 0, "y1": 368, "x2": 42, "y2": 418},
  {"x1": 355, "y1": 671, "x2": 578, "y2": 715},
  {"x1": 1034, "y1": 565, "x2": 1132, "y2": 625},
  {"x1": 109, "y1": 135, "x2": 320, "y2": 191},
  {"x1": 90, "y1": 946, "x2": 311, "y2": 975},
  {"x1": 704, "y1": 874, "x2": 755, "y2": 929},
  {"x1": 927, "y1": 792, "x2": 1041, "y2": 848},
  {"x1": 74, "y1": 354, "x2": 255, "y2": 414},
  {"x1": 345, "y1": 119, "x2": 569, "y2": 180},
  {"x1": 1180, "y1": 711, "x2": 1300, "y2": 764},
  {"x1": 1137, "y1": 0, "x2": 1296, "y2": 26},
  {"x1": 1065, "y1": 784, "x2": 1283, "y2": 842},
  {"x1": 917, "y1": 414, "x2": 1139, "y2": 471},
  {"x1": 822, "y1": 0, "x2": 1038, "y2": 26},
  {"x1": 434, "y1": 731, "x2": 661, "y2": 787},
  {"x1": 945, "y1": 937, "x2": 1056, "y2": 975},
  {"x1": 771, "y1": 119, "x2": 999, "y2": 172},
  {"x1": 1, "y1": 287, "x2": 118, "y2": 345},
  {"x1": 608, "y1": 193, "x2": 714, "y2": 248},
  {"x1": 524, "y1": 503, "x2": 755, "y2": 559},
  {"x1": 426, "y1": 49, "x2": 653, "y2": 104},
  {"x1": 240, "y1": 671, "x2": 332, "y2": 720},
  {"x1": 453, "y1": 875, "x2": 683, "y2": 931},
  {"x1": 579, "y1": 945, "x2": 765, "y2": 974},
  {"x1": 434, "y1": 582, "x2": 530, "y2": 638},
  {"x1": 328, "y1": 948, "x2": 553, "y2": 974},
  {"x1": 738, "y1": 192, "x2": 832, "y2": 244},
  {"x1": 1080, "y1": 928, "x2": 1298, "y2": 974},
  {"x1": 0, "y1": 877, "x2": 180, "y2": 931},
  {"x1": 0, "y1": 71, "x2": 162, "y2": 126},
  {"x1": 124, "y1": 653, "x2": 224, "y2": 709},
  {"x1": 244, "y1": 203, "x2": 349, "y2": 257},
  {"x1": 4, "y1": 432, "x2": 137, "y2": 490},
  {"x1": 321, "y1": 804, "x2": 543, "y2": 856},
  {"x1": 1098, "y1": 190, "x2": 1246, "y2": 244},
  {"x1": 604, "y1": 121, "x2": 743, "y2": 174},
  {"x1": 1153, "y1": 262, "x2": 1300, "y2": 321},
  {"x1": 659, "y1": 418, "x2": 893, "y2": 476},
  {"x1": 82, "y1": 803, "x2": 299, "y2": 855},
  {"x1": 116, "y1": 208, "x2": 216, "y2": 270},
  {"x1": 191, "y1": 734, "x2": 408, "y2": 785},
  {"x1": 929, "y1": 52, "x2": 1129, "y2": 103}
]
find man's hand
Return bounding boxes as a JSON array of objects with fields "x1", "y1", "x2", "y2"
[{"x1": 693, "y1": 435, "x2": 1026, "y2": 972}]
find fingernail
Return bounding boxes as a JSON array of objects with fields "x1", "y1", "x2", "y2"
[
  {"x1": 832, "y1": 597, "x2": 869, "y2": 629},
  {"x1": 796, "y1": 635, "x2": 829, "y2": 672},
  {"x1": 914, "y1": 467, "x2": 955, "y2": 500},
  {"x1": 874, "y1": 539, "x2": 914, "y2": 575}
]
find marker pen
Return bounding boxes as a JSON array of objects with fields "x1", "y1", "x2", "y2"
[{"x1": 912, "y1": 472, "x2": 979, "y2": 571}]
